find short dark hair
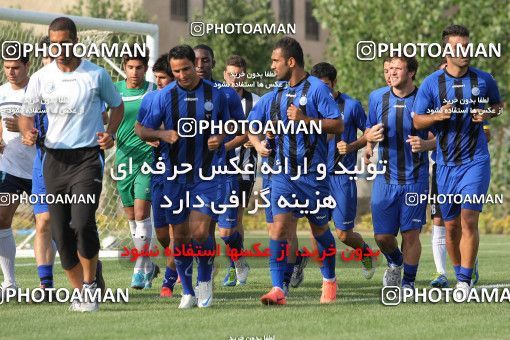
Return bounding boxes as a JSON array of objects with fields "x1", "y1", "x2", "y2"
[
  {"x1": 274, "y1": 37, "x2": 304, "y2": 67},
  {"x1": 40, "y1": 35, "x2": 50, "y2": 45},
  {"x1": 1, "y1": 42, "x2": 29, "y2": 64},
  {"x1": 48, "y1": 17, "x2": 77, "y2": 41},
  {"x1": 225, "y1": 55, "x2": 247, "y2": 71},
  {"x1": 168, "y1": 45, "x2": 195, "y2": 64},
  {"x1": 153, "y1": 53, "x2": 172, "y2": 76},
  {"x1": 442, "y1": 24, "x2": 469, "y2": 45},
  {"x1": 389, "y1": 56, "x2": 419, "y2": 80},
  {"x1": 310, "y1": 62, "x2": 337, "y2": 82},
  {"x1": 193, "y1": 44, "x2": 215, "y2": 60},
  {"x1": 122, "y1": 44, "x2": 149, "y2": 66},
  {"x1": 383, "y1": 56, "x2": 393, "y2": 64}
]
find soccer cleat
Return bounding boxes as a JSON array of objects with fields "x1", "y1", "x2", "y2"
[
  {"x1": 454, "y1": 281, "x2": 471, "y2": 301},
  {"x1": 235, "y1": 257, "x2": 250, "y2": 285},
  {"x1": 290, "y1": 256, "x2": 310, "y2": 288},
  {"x1": 361, "y1": 254, "x2": 376, "y2": 280},
  {"x1": 382, "y1": 264, "x2": 403, "y2": 287},
  {"x1": 471, "y1": 257, "x2": 479, "y2": 286},
  {"x1": 401, "y1": 282, "x2": 415, "y2": 299},
  {"x1": 178, "y1": 294, "x2": 197, "y2": 309},
  {"x1": 320, "y1": 280, "x2": 337, "y2": 304},
  {"x1": 144, "y1": 264, "x2": 160, "y2": 289},
  {"x1": 195, "y1": 280, "x2": 213, "y2": 308},
  {"x1": 260, "y1": 287, "x2": 286, "y2": 305},
  {"x1": 430, "y1": 273, "x2": 449, "y2": 288},
  {"x1": 160, "y1": 286, "x2": 173, "y2": 298},
  {"x1": 222, "y1": 267, "x2": 237, "y2": 286},
  {"x1": 75, "y1": 282, "x2": 99, "y2": 312},
  {"x1": 131, "y1": 271, "x2": 145, "y2": 289}
]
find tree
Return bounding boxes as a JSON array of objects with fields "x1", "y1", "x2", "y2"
[{"x1": 184, "y1": 0, "x2": 282, "y2": 91}]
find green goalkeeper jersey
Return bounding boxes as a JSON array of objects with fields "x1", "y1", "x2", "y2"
[{"x1": 114, "y1": 80, "x2": 155, "y2": 166}]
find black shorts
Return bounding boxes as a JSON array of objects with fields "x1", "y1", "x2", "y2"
[
  {"x1": 43, "y1": 146, "x2": 104, "y2": 270},
  {"x1": 430, "y1": 163, "x2": 442, "y2": 219},
  {"x1": 237, "y1": 179, "x2": 255, "y2": 206},
  {"x1": 0, "y1": 171, "x2": 32, "y2": 195}
]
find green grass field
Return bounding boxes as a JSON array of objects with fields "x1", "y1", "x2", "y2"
[{"x1": 3, "y1": 232, "x2": 510, "y2": 340}]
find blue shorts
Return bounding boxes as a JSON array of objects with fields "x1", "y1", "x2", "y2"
[
  {"x1": 262, "y1": 177, "x2": 272, "y2": 223},
  {"x1": 151, "y1": 176, "x2": 167, "y2": 228},
  {"x1": 217, "y1": 177, "x2": 239, "y2": 229},
  {"x1": 436, "y1": 157, "x2": 491, "y2": 221},
  {"x1": 32, "y1": 153, "x2": 48, "y2": 215},
  {"x1": 271, "y1": 173, "x2": 331, "y2": 227},
  {"x1": 163, "y1": 180, "x2": 218, "y2": 225},
  {"x1": 371, "y1": 176, "x2": 428, "y2": 235},
  {"x1": 329, "y1": 175, "x2": 357, "y2": 230}
]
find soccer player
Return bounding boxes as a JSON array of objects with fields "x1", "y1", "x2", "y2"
[
  {"x1": 135, "y1": 53, "x2": 178, "y2": 297},
  {"x1": 137, "y1": 45, "x2": 228, "y2": 309},
  {"x1": 221, "y1": 54, "x2": 260, "y2": 286},
  {"x1": 114, "y1": 45, "x2": 159, "y2": 290},
  {"x1": 364, "y1": 56, "x2": 429, "y2": 292},
  {"x1": 412, "y1": 25, "x2": 503, "y2": 295},
  {"x1": 311, "y1": 62, "x2": 376, "y2": 279},
  {"x1": 0, "y1": 44, "x2": 35, "y2": 294},
  {"x1": 20, "y1": 17, "x2": 124, "y2": 312},
  {"x1": 248, "y1": 37, "x2": 343, "y2": 305},
  {"x1": 193, "y1": 45, "x2": 250, "y2": 286}
]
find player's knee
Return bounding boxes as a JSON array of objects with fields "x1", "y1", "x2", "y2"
[
  {"x1": 336, "y1": 229, "x2": 350, "y2": 243},
  {"x1": 35, "y1": 213, "x2": 51, "y2": 233}
]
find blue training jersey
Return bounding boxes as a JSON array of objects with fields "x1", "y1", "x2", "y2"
[
  {"x1": 367, "y1": 87, "x2": 429, "y2": 184},
  {"x1": 413, "y1": 67, "x2": 501, "y2": 166},
  {"x1": 140, "y1": 79, "x2": 229, "y2": 184},
  {"x1": 328, "y1": 92, "x2": 366, "y2": 173},
  {"x1": 248, "y1": 75, "x2": 340, "y2": 175}
]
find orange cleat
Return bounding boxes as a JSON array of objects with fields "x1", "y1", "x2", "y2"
[
  {"x1": 160, "y1": 286, "x2": 173, "y2": 298},
  {"x1": 260, "y1": 287, "x2": 286, "y2": 305},
  {"x1": 320, "y1": 280, "x2": 337, "y2": 304}
]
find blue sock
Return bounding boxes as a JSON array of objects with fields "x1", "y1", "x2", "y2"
[
  {"x1": 454, "y1": 265, "x2": 461, "y2": 276},
  {"x1": 174, "y1": 244, "x2": 194, "y2": 296},
  {"x1": 457, "y1": 266, "x2": 473, "y2": 284},
  {"x1": 37, "y1": 264, "x2": 53, "y2": 287},
  {"x1": 193, "y1": 235, "x2": 215, "y2": 282},
  {"x1": 163, "y1": 266, "x2": 178, "y2": 290},
  {"x1": 402, "y1": 263, "x2": 418, "y2": 286},
  {"x1": 314, "y1": 229, "x2": 336, "y2": 280},
  {"x1": 221, "y1": 231, "x2": 243, "y2": 268},
  {"x1": 269, "y1": 239, "x2": 287, "y2": 288},
  {"x1": 384, "y1": 248, "x2": 403, "y2": 267},
  {"x1": 283, "y1": 261, "x2": 294, "y2": 285}
]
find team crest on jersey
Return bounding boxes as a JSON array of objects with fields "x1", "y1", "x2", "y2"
[
  {"x1": 204, "y1": 100, "x2": 214, "y2": 111},
  {"x1": 472, "y1": 87, "x2": 480, "y2": 96},
  {"x1": 299, "y1": 96, "x2": 307, "y2": 106},
  {"x1": 45, "y1": 81, "x2": 55, "y2": 94}
]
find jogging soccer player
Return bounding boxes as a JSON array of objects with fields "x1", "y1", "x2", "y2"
[
  {"x1": 19, "y1": 17, "x2": 124, "y2": 312},
  {"x1": 137, "y1": 45, "x2": 228, "y2": 309},
  {"x1": 221, "y1": 54, "x2": 260, "y2": 286},
  {"x1": 412, "y1": 25, "x2": 503, "y2": 295},
  {"x1": 114, "y1": 45, "x2": 159, "y2": 290},
  {"x1": 248, "y1": 37, "x2": 343, "y2": 305},
  {"x1": 135, "y1": 53, "x2": 178, "y2": 297},
  {"x1": 193, "y1": 45, "x2": 250, "y2": 286},
  {"x1": 0, "y1": 45, "x2": 35, "y2": 294},
  {"x1": 364, "y1": 56, "x2": 429, "y2": 292},
  {"x1": 311, "y1": 62, "x2": 376, "y2": 279}
]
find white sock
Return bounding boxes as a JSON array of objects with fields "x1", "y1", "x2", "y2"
[
  {"x1": 135, "y1": 218, "x2": 153, "y2": 274},
  {"x1": 128, "y1": 220, "x2": 136, "y2": 239},
  {"x1": 0, "y1": 228, "x2": 16, "y2": 287},
  {"x1": 432, "y1": 225, "x2": 447, "y2": 275}
]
